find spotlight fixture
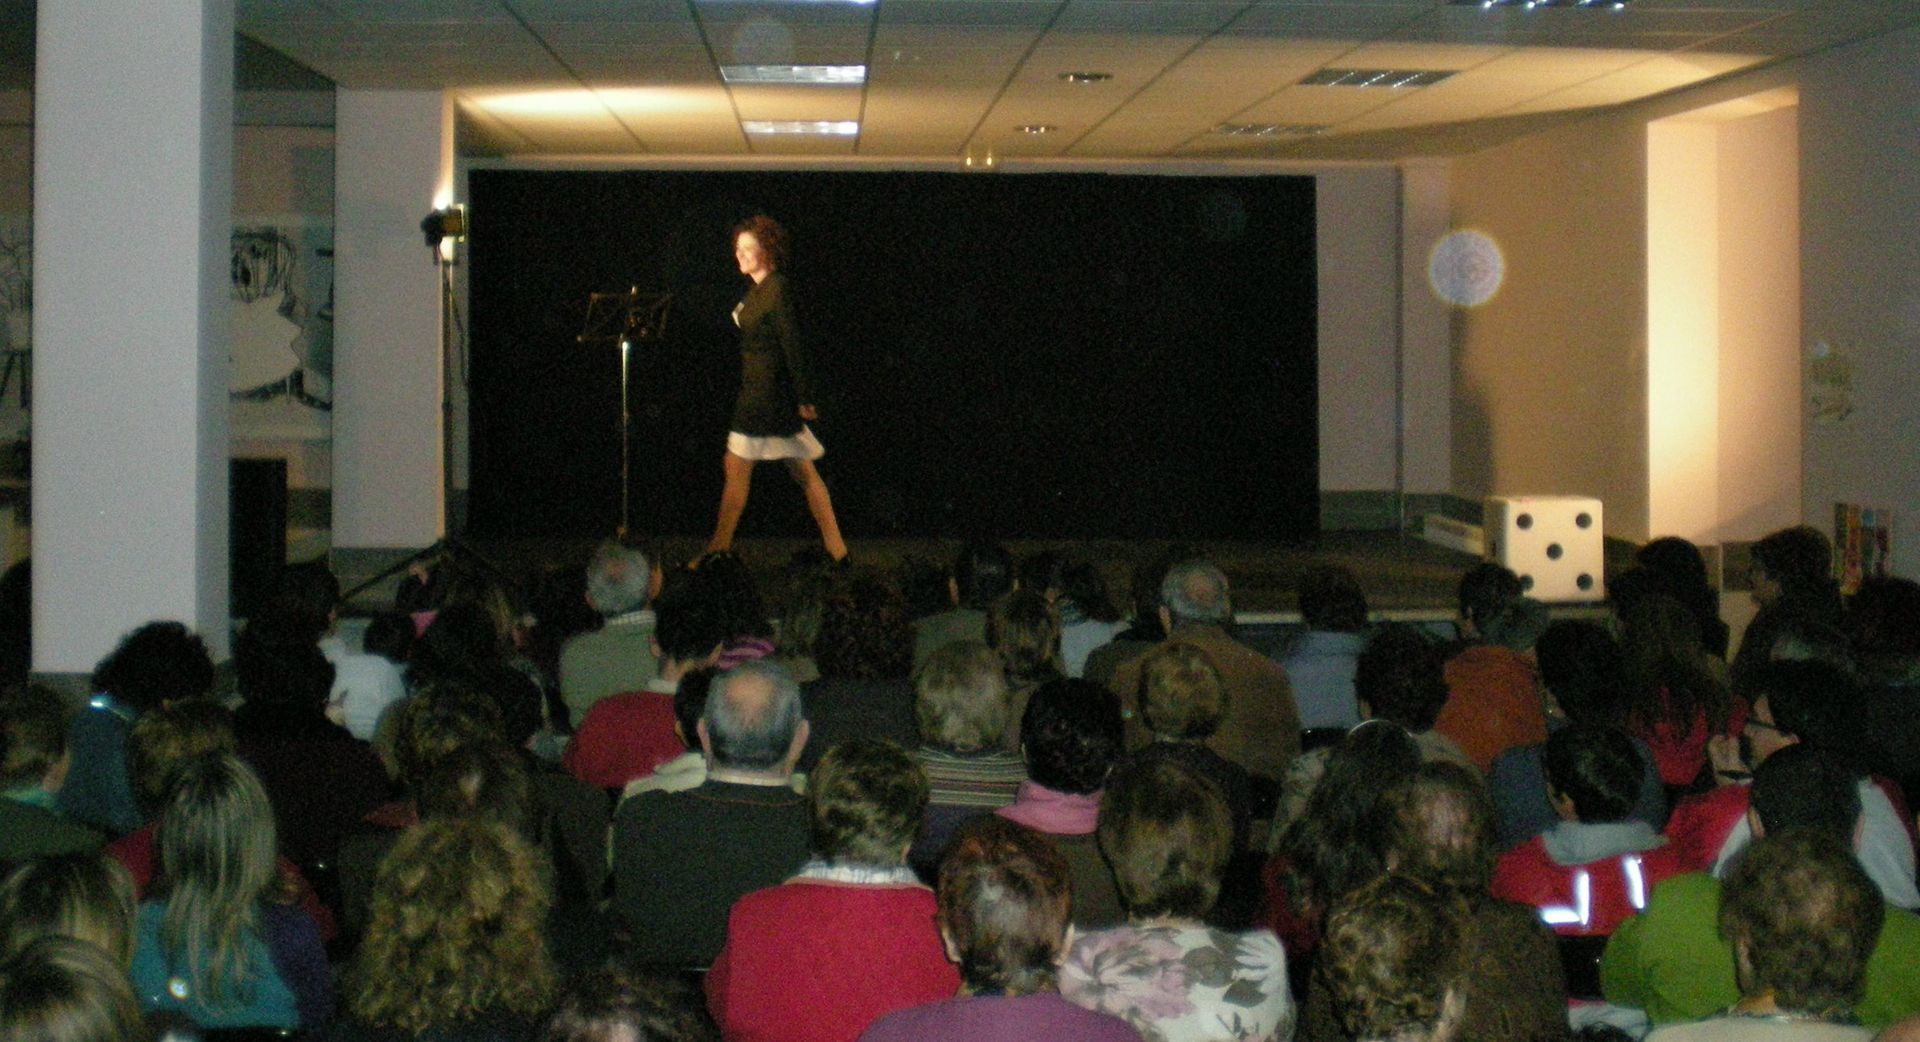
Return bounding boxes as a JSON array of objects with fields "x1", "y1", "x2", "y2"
[
  {"x1": 1017, "y1": 124, "x2": 1057, "y2": 135},
  {"x1": 420, "y1": 205, "x2": 466, "y2": 251},
  {"x1": 1058, "y1": 71, "x2": 1113, "y2": 84}
]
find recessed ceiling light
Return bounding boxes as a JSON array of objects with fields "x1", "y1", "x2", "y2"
[
  {"x1": 1214, "y1": 123, "x2": 1329, "y2": 137},
  {"x1": 720, "y1": 65, "x2": 867, "y2": 85},
  {"x1": 1017, "y1": 124, "x2": 1057, "y2": 135},
  {"x1": 1299, "y1": 68, "x2": 1455, "y2": 88},
  {"x1": 1458, "y1": 0, "x2": 1628, "y2": 6},
  {"x1": 741, "y1": 120, "x2": 860, "y2": 136},
  {"x1": 1058, "y1": 72, "x2": 1113, "y2": 84}
]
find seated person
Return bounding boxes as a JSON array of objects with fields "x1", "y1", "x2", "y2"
[
  {"x1": 1492, "y1": 725, "x2": 1685, "y2": 936},
  {"x1": 1435, "y1": 564, "x2": 1549, "y2": 773},
  {"x1": 0, "y1": 851, "x2": 136, "y2": 966},
  {"x1": 60, "y1": 621, "x2": 215, "y2": 837},
  {"x1": 1603, "y1": 745, "x2": 1920, "y2": 1031},
  {"x1": 914, "y1": 541, "x2": 1014, "y2": 671},
  {"x1": 858, "y1": 816, "x2": 1142, "y2": 1042},
  {"x1": 1314, "y1": 873, "x2": 1470, "y2": 1042},
  {"x1": 799, "y1": 570, "x2": 921, "y2": 771},
  {"x1": 907, "y1": 641, "x2": 1027, "y2": 877},
  {"x1": 1059, "y1": 758, "x2": 1293, "y2": 1042},
  {"x1": 707, "y1": 739, "x2": 959, "y2": 1042},
  {"x1": 0, "y1": 936, "x2": 150, "y2": 1042},
  {"x1": 559, "y1": 540, "x2": 662, "y2": 727},
  {"x1": 544, "y1": 966, "x2": 719, "y2": 1042},
  {"x1": 1644, "y1": 829, "x2": 1881, "y2": 1041},
  {"x1": 1281, "y1": 562, "x2": 1372, "y2": 732},
  {"x1": 997, "y1": 678, "x2": 1125, "y2": 929},
  {"x1": 0, "y1": 684, "x2": 106, "y2": 865}
]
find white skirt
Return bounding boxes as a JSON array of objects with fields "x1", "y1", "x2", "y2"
[{"x1": 727, "y1": 425, "x2": 825, "y2": 461}]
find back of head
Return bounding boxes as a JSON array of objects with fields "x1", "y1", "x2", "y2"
[
  {"x1": 152, "y1": 753, "x2": 279, "y2": 1008},
  {"x1": 1316, "y1": 874, "x2": 1467, "y2": 1042},
  {"x1": 688, "y1": 552, "x2": 772, "y2": 641},
  {"x1": 1098, "y1": 757, "x2": 1233, "y2": 919},
  {"x1": 988, "y1": 589, "x2": 1062, "y2": 683},
  {"x1": 1721, "y1": 829, "x2": 1881, "y2": 1018},
  {"x1": 1534, "y1": 620, "x2": 1626, "y2": 726},
  {"x1": 90, "y1": 621, "x2": 214, "y2": 712},
  {"x1": 0, "y1": 683, "x2": 73, "y2": 792},
  {"x1": 585, "y1": 540, "x2": 651, "y2": 617},
  {"x1": 353, "y1": 818, "x2": 557, "y2": 1035},
  {"x1": 1371, "y1": 762, "x2": 1496, "y2": 897},
  {"x1": 277, "y1": 559, "x2": 342, "y2": 632},
  {"x1": 0, "y1": 853, "x2": 137, "y2": 967},
  {"x1": 1635, "y1": 537, "x2": 1715, "y2": 605},
  {"x1": 937, "y1": 816, "x2": 1072, "y2": 996},
  {"x1": 702, "y1": 661, "x2": 804, "y2": 771},
  {"x1": 362, "y1": 612, "x2": 418, "y2": 666},
  {"x1": 1058, "y1": 559, "x2": 1122, "y2": 624},
  {"x1": 1749, "y1": 658, "x2": 1858, "y2": 756},
  {"x1": 1478, "y1": 597, "x2": 1551, "y2": 654},
  {"x1": 1286, "y1": 721, "x2": 1423, "y2": 908},
  {"x1": 1543, "y1": 725, "x2": 1641, "y2": 823},
  {"x1": 1161, "y1": 559, "x2": 1232, "y2": 628},
  {"x1": 1135, "y1": 641, "x2": 1227, "y2": 741},
  {"x1": 1749, "y1": 744, "x2": 1860, "y2": 842},
  {"x1": 392, "y1": 681, "x2": 508, "y2": 794},
  {"x1": 914, "y1": 640, "x2": 1011, "y2": 754},
  {"x1": 1018, "y1": 550, "x2": 1066, "y2": 599},
  {"x1": 127, "y1": 699, "x2": 236, "y2": 820},
  {"x1": 808, "y1": 738, "x2": 929, "y2": 865},
  {"x1": 815, "y1": 571, "x2": 913, "y2": 680},
  {"x1": 0, "y1": 936, "x2": 152, "y2": 1042},
  {"x1": 1298, "y1": 563, "x2": 1369, "y2": 633},
  {"x1": 1847, "y1": 575, "x2": 1920, "y2": 663},
  {"x1": 417, "y1": 741, "x2": 538, "y2": 839},
  {"x1": 1019, "y1": 678, "x2": 1123, "y2": 795},
  {"x1": 235, "y1": 604, "x2": 336, "y2": 715},
  {"x1": 1356, "y1": 624, "x2": 1450, "y2": 731},
  {"x1": 652, "y1": 569, "x2": 731, "y2": 665},
  {"x1": 952, "y1": 541, "x2": 1015, "y2": 611},
  {"x1": 542, "y1": 966, "x2": 718, "y2": 1042},
  {"x1": 1457, "y1": 563, "x2": 1522, "y2": 633},
  {"x1": 1752, "y1": 525, "x2": 1835, "y2": 597}
]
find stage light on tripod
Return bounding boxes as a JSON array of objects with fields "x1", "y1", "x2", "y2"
[{"x1": 421, "y1": 205, "x2": 467, "y2": 262}]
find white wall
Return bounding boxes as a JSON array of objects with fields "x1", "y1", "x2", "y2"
[{"x1": 1315, "y1": 165, "x2": 1402, "y2": 493}]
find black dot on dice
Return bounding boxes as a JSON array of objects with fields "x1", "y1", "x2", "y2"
[
  {"x1": 1516, "y1": 513, "x2": 1533, "y2": 530},
  {"x1": 1520, "y1": 574, "x2": 1535, "y2": 591},
  {"x1": 1577, "y1": 574, "x2": 1594, "y2": 591},
  {"x1": 1575, "y1": 513, "x2": 1592, "y2": 529},
  {"x1": 1547, "y1": 543, "x2": 1563, "y2": 560}
]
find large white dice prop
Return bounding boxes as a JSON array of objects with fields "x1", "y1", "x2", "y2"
[{"x1": 1483, "y1": 496, "x2": 1605, "y2": 603}]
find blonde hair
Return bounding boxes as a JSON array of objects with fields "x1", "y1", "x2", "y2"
[
  {"x1": 349, "y1": 819, "x2": 557, "y2": 1034},
  {"x1": 0, "y1": 853, "x2": 138, "y2": 967},
  {"x1": 0, "y1": 937, "x2": 152, "y2": 1042},
  {"x1": 914, "y1": 641, "x2": 1010, "y2": 753},
  {"x1": 1136, "y1": 642, "x2": 1227, "y2": 740},
  {"x1": 152, "y1": 753, "x2": 282, "y2": 1012}
]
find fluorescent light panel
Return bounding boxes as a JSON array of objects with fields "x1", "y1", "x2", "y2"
[
  {"x1": 742, "y1": 120, "x2": 860, "y2": 135},
  {"x1": 1300, "y1": 68, "x2": 1455, "y2": 88},
  {"x1": 1215, "y1": 123, "x2": 1329, "y2": 137},
  {"x1": 720, "y1": 64, "x2": 867, "y2": 84}
]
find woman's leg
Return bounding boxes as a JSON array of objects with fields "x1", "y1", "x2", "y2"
[
  {"x1": 784, "y1": 457, "x2": 848, "y2": 561},
  {"x1": 707, "y1": 451, "x2": 754, "y2": 554}
]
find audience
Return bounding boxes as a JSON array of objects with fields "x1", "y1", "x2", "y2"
[
  {"x1": 559, "y1": 540, "x2": 661, "y2": 728},
  {"x1": 907, "y1": 640, "x2": 1027, "y2": 876},
  {"x1": 989, "y1": 588, "x2": 1066, "y2": 747},
  {"x1": 1314, "y1": 873, "x2": 1469, "y2": 1042},
  {"x1": 0, "y1": 851, "x2": 136, "y2": 965},
  {"x1": 1281, "y1": 562, "x2": 1372, "y2": 733},
  {"x1": 1058, "y1": 757, "x2": 1294, "y2": 1041},
  {"x1": 1732, "y1": 525, "x2": 1846, "y2": 691},
  {"x1": 997, "y1": 677, "x2": 1125, "y2": 929},
  {"x1": 1613, "y1": 579, "x2": 1739, "y2": 791},
  {"x1": 1053, "y1": 557, "x2": 1126, "y2": 679},
  {"x1": 0, "y1": 936, "x2": 153, "y2": 1042},
  {"x1": 858, "y1": 816, "x2": 1142, "y2": 1042},
  {"x1": 799, "y1": 570, "x2": 920, "y2": 770},
  {"x1": 707, "y1": 739, "x2": 958, "y2": 1042},
  {"x1": 1435, "y1": 563, "x2": 1549, "y2": 772},
  {"x1": 60, "y1": 621, "x2": 214, "y2": 836},
  {"x1": 0, "y1": 683, "x2": 104, "y2": 865},
  {"x1": 1634, "y1": 537, "x2": 1732, "y2": 660},
  {"x1": 612, "y1": 660, "x2": 811, "y2": 968},
  {"x1": 913, "y1": 540, "x2": 1015, "y2": 670},
  {"x1": 545, "y1": 967, "x2": 719, "y2": 1042},
  {"x1": 282, "y1": 560, "x2": 409, "y2": 743}
]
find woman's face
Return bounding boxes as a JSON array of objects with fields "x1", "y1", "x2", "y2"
[{"x1": 735, "y1": 231, "x2": 771, "y2": 279}]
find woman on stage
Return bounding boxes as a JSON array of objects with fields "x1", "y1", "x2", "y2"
[{"x1": 707, "y1": 215, "x2": 848, "y2": 561}]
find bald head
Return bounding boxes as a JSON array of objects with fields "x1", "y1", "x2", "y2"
[{"x1": 700, "y1": 661, "x2": 805, "y2": 773}]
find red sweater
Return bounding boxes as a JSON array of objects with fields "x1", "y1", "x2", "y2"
[
  {"x1": 1437, "y1": 645, "x2": 1547, "y2": 773},
  {"x1": 707, "y1": 878, "x2": 960, "y2": 1042},
  {"x1": 562, "y1": 689, "x2": 685, "y2": 791}
]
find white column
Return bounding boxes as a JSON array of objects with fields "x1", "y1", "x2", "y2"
[
  {"x1": 332, "y1": 90, "x2": 453, "y2": 550},
  {"x1": 33, "y1": 0, "x2": 234, "y2": 669}
]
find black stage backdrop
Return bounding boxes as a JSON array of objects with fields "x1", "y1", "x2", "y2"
[{"x1": 467, "y1": 170, "x2": 1317, "y2": 541}]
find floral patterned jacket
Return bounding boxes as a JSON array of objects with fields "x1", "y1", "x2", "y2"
[{"x1": 1059, "y1": 921, "x2": 1295, "y2": 1042}]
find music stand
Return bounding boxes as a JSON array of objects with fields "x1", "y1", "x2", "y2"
[{"x1": 578, "y1": 289, "x2": 672, "y2": 537}]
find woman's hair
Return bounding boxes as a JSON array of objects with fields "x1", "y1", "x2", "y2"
[
  {"x1": 808, "y1": 739, "x2": 929, "y2": 865},
  {"x1": 772, "y1": 555, "x2": 835, "y2": 661},
  {"x1": 363, "y1": 611, "x2": 418, "y2": 666},
  {"x1": 0, "y1": 937, "x2": 152, "y2": 1042},
  {"x1": 0, "y1": 683, "x2": 73, "y2": 791},
  {"x1": 1370, "y1": 762, "x2": 1497, "y2": 898},
  {"x1": 1058, "y1": 559, "x2": 1122, "y2": 624},
  {"x1": 1721, "y1": 829, "x2": 1881, "y2": 1019},
  {"x1": 1298, "y1": 563, "x2": 1370, "y2": 633},
  {"x1": 1135, "y1": 642, "x2": 1227, "y2": 741},
  {"x1": 0, "y1": 853, "x2": 138, "y2": 967},
  {"x1": 1284, "y1": 721, "x2": 1423, "y2": 915},
  {"x1": 542, "y1": 966, "x2": 718, "y2": 1042},
  {"x1": 813, "y1": 571, "x2": 913, "y2": 680},
  {"x1": 416, "y1": 740, "x2": 538, "y2": 840},
  {"x1": 349, "y1": 819, "x2": 558, "y2": 1034},
  {"x1": 1616, "y1": 590, "x2": 1730, "y2": 740},
  {"x1": 90, "y1": 621, "x2": 215, "y2": 712},
  {"x1": 1456, "y1": 563, "x2": 1523, "y2": 633},
  {"x1": 732, "y1": 214, "x2": 790, "y2": 271},
  {"x1": 688, "y1": 552, "x2": 773, "y2": 641},
  {"x1": 987, "y1": 590, "x2": 1062, "y2": 685},
  {"x1": 1355, "y1": 624, "x2": 1451, "y2": 731},
  {"x1": 1098, "y1": 757, "x2": 1234, "y2": 919},
  {"x1": 152, "y1": 753, "x2": 283, "y2": 1011},
  {"x1": 390, "y1": 680, "x2": 507, "y2": 791},
  {"x1": 1315, "y1": 874, "x2": 1467, "y2": 1042},
  {"x1": 233, "y1": 604, "x2": 336, "y2": 715},
  {"x1": 1635, "y1": 537, "x2": 1721, "y2": 628},
  {"x1": 1019, "y1": 679, "x2": 1123, "y2": 795},
  {"x1": 127, "y1": 698, "x2": 236, "y2": 818},
  {"x1": 937, "y1": 816, "x2": 1072, "y2": 997},
  {"x1": 1534, "y1": 620, "x2": 1626, "y2": 727},
  {"x1": 1750, "y1": 526, "x2": 1836, "y2": 598},
  {"x1": 914, "y1": 641, "x2": 1011, "y2": 754},
  {"x1": 1544, "y1": 725, "x2": 1643, "y2": 823}
]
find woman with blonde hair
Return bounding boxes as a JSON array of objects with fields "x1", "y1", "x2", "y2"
[
  {"x1": 0, "y1": 851, "x2": 137, "y2": 966},
  {"x1": 0, "y1": 936, "x2": 153, "y2": 1042},
  {"x1": 333, "y1": 818, "x2": 559, "y2": 1041},
  {"x1": 128, "y1": 752, "x2": 333, "y2": 1030}
]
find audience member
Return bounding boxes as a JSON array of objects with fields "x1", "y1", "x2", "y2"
[
  {"x1": 560, "y1": 540, "x2": 661, "y2": 727},
  {"x1": 410, "y1": 599, "x2": 550, "y2": 751},
  {"x1": 913, "y1": 541, "x2": 1015, "y2": 670},
  {"x1": 0, "y1": 851, "x2": 136, "y2": 965},
  {"x1": 1281, "y1": 562, "x2": 1372, "y2": 732},
  {"x1": 799, "y1": 570, "x2": 920, "y2": 770},
  {"x1": 1, "y1": 683, "x2": 104, "y2": 864},
  {"x1": 1604, "y1": 745, "x2": 1920, "y2": 1030},
  {"x1": 1732, "y1": 525, "x2": 1846, "y2": 691},
  {"x1": 1435, "y1": 563, "x2": 1549, "y2": 772},
  {"x1": 544, "y1": 967, "x2": 719, "y2": 1042},
  {"x1": 618, "y1": 668, "x2": 763, "y2": 803},
  {"x1": 60, "y1": 621, "x2": 214, "y2": 836},
  {"x1": 282, "y1": 559, "x2": 409, "y2": 742},
  {"x1": 1083, "y1": 547, "x2": 1188, "y2": 689},
  {"x1": 129, "y1": 753, "x2": 333, "y2": 1031},
  {"x1": 907, "y1": 641, "x2": 1027, "y2": 877},
  {"x1": 707, "y1": 739, "x2": 958, "y2": 1042},
  {"x1": 858, "y1": 816, "x2": 1142, "y2": 1042},
  {"x1": 770, "y1": 549, "x2": 835, "y2": 683},
  {"x1": 1490, "y1": 620, "x2": 1666, "y2": 849},
  {"x1": 1125, "y1": 642, "x2": 1254, "y2": 848},
  {"x1": 1055, "y1": 558, "x2": 1126, "y2": 679},
  {"x1": 333, "y1": 819, "x2": 559, "y2": 1042},
  {"x1": 612, "y1": 660, "x2": 812, "y2": 968},
  {"x1": 1059, "y1": 757, "x2": 1294, "y2": 1042},
  {"x1": 691, "y1": 551, "x2": 778, "y2": 668},
  {"x1": 1635, "y1": 537, "x2": 1732, "y2": 660},
  {"x1": 1313, "y1": 874, "x2": 1468, "y2": 1042},
  {"x1": 997, "y1": 678, "x2": 1125, "y2": 929},
  {"x1": 1613, "y1": 581, "x2": 1739, "y2": 790},
  {"x1": 1300, "y1": 762, "x2": 1568, "y2": 1042},
  {"x1": 0, "y1": 936, "x2": 153, "y2": 1042},
  {"x1": 1644, "y1": 830, "x2": 1881, "y2": 1041},
  {"x1": 1110, "y1": 558, "x2": 1302, "y2": 783},
  {"x1": 1492, "y1": 725, "x2": 1686, "y2": 936},
  {"x1": 989, "y1": 588, "x2": 1065, "y2": 750},
  {"x1": 1848, "y1": 575, "x2": 1920, "y2": 807}
]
